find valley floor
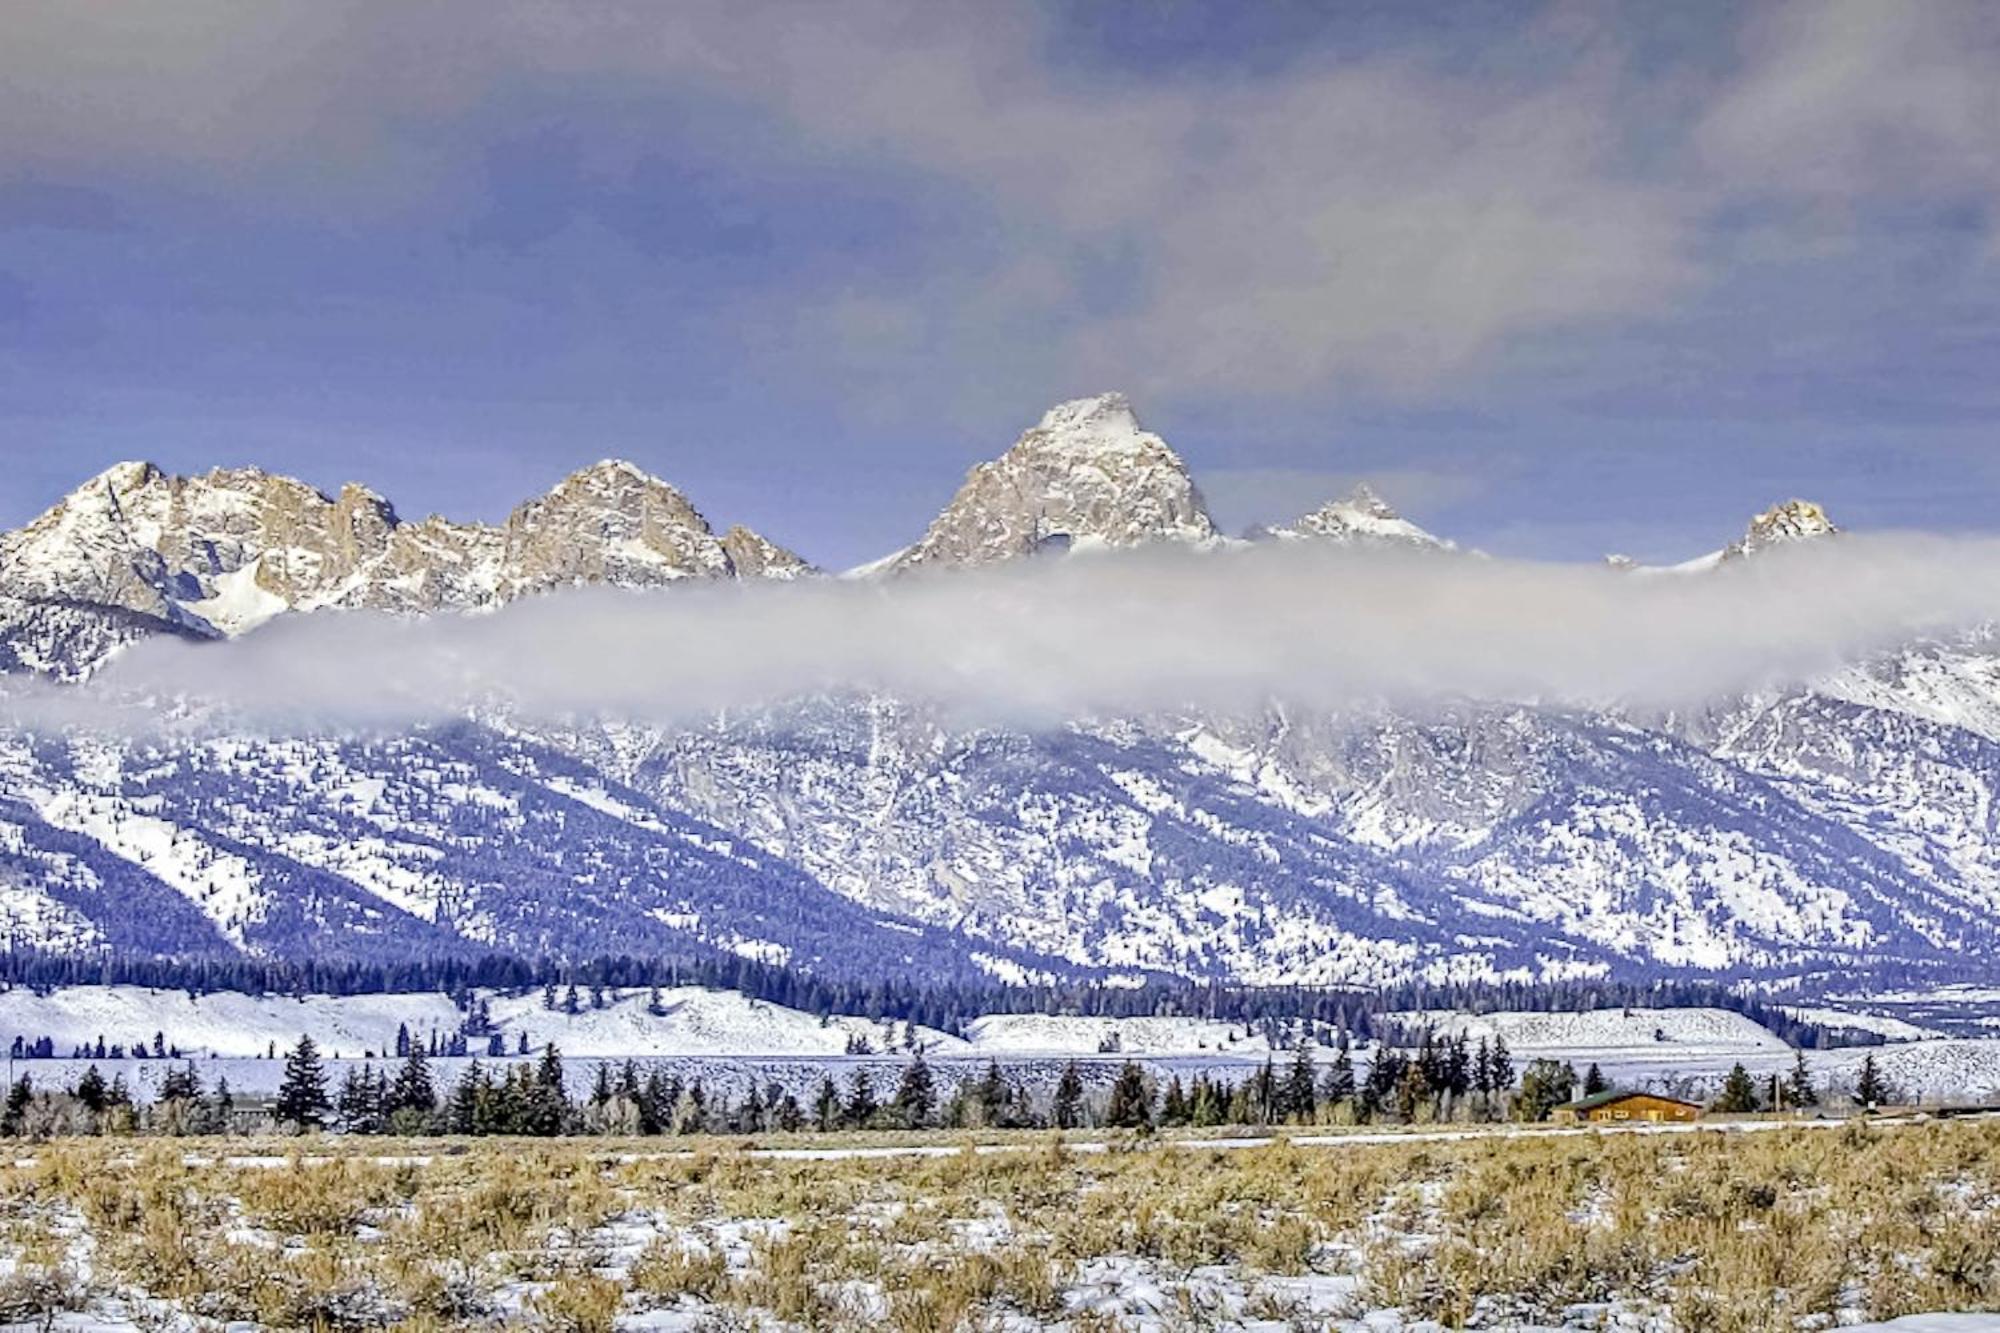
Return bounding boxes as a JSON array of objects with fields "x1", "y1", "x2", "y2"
[{"x1": 4, "y1": 1118, "x2": 2000, "y2": 1330}]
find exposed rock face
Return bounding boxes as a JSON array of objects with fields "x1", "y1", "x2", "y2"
[
  {"x1": 0, "y1": 459, "x2": 813, "y2": 643},
  {"x1": 1723, "y1": 499, "x2": 1839, "y2": 561},
  {"x1": 1257, "y1": 484, "x2": 1454, "y2": 551},
  {"x1": 888, "y1": 393, "x2": 1217, "y2": 572}
]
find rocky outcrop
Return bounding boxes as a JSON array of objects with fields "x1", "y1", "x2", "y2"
[
  {"x1": 886, "y1": 393, "x2": 1217, "y2": 572},
  {"x1": 0, "y1": 459, "x2": 813, "y2": 645}
]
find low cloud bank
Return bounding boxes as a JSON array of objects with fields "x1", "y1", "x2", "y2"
[{"x1": 7, "y1": 536, "x2": 2000, "y2": 736}]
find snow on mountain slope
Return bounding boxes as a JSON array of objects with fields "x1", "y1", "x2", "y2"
[
  {"x1": 884, "y1": 393, "x2": 1218, "y2": 572},
  {"x1": 0, "y1": 724, "x2": 1084, "y2": 984},
  {"x1": 964, "y1": 1014, "x2": 1276, "y2": 1055},
  {"x1": 0, "y1": 983, "x2": 964, "y2": 1059},
  {"x1": 1254, "y1": 484, "x2": 1454, "y2": 551},
  {"x1": 0, "y1": 458, "x2": 811, "y2": 671},
  {"x1": 9, "y1": 441, "x2": 2000, "y2": 990},
  {"x1": 1779, "y1": 1005, "x2": 1942, "y2": 1042},
  {"x1": 1392, "y1": 1006, "x2": 1789, "y2": 1054}
]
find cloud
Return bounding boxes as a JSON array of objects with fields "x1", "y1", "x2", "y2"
[
  {"x1": 1698, "y1": 1, "x2": 2000, "y2": 212},
  {"x1": 4, "y1": 0, "x2": 1995, "y2": 419},
  {"x1": 11, "y1": 536, "x2": 2000, "y2": 738}
]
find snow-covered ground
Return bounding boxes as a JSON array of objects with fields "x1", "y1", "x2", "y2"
[
  {"x1": 1780, "y1": 1005, "x2": 1944, "y2": 1042},
  {"x1": 11, "y1": 986, "x2": 2000, "y2": 1107},
  {"x1": 963, "y1": 1013, "x2": 1273, "y2": 1055},
  {"x1": 1388, "y1": 1006, "x2": 1789, "y2": 1056},
  {"x1": 0, "y1": 984, "x2": 962, "y2": 1061}
]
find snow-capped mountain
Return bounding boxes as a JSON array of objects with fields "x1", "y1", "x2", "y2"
[
  {"x1": 1252, "y1": 484, "x2": 1454, "y2": 551},
  {"x1": 1611, "y1": 498, "x2": 1841, "y2": 574},
  {"x1": 5, "y1": 396, "x2": 2000, "y2": 994},
  {"x1": 0, "y1": 458, "x2": 808, "y2": 651},
  {"x1": 876, "y1": 393, "x2": 1218, "y2": 573}
]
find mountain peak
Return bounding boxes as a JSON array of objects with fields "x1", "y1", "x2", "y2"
[
  {"x1": 887, "y1": 393, "x2": 1216, "y2": 571},
  {"x1": 1028, "y1": 392, "x2": 1145, "y2": 452},
  {"x1": 1724, "y1": 499, "x2": 1838, "y2": 561},
  {"x1": 1259, "y1": 484, "x2": 1454, "y2": 551}
]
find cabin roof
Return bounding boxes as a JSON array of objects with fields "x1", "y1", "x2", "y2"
[{"x1": 1557, "y1": 1089, "x2": 1700, "y2": 1113}]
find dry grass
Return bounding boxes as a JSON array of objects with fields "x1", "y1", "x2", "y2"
[{"x1": 0, "y1": 1118, "x2": 1992, "y2": 1328}]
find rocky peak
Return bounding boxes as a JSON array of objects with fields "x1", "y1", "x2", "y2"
[
  {"x1": 889, "y1": 392, "x2": 1217, "y2": 572},
  {"x1": 1259, "y1": 484, "x2": 1453, "y2": 551},
  {"x1": 1723, "y1": 499, "x2": 1838, "y2": 562},
  {"x1": 0, "y1": 457, "x2": 815, "y2": 649},
  {"x1": 720, "y1": 525, "x2": 814, "y2": 580}
]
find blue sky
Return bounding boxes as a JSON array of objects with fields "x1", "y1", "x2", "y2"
[{"x1": 2, "y1": 1, "x2": 1997, "y2": 568}]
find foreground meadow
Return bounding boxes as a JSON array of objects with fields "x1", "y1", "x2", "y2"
[{"x1": 0, "y1": 1119, "x2": 1995, "y2": 1331}]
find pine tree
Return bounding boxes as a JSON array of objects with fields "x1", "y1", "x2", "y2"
[
  {"x1": 1, "y1": 1075, "x2": 31, "y2": 1137},
  {"x1": 1489, "y1": 1036, "x2": 1515, "y2": 1092},
  {"x1": 1583, "y1": 1062, "x2": 1607, "y2": 1096},
  {"x1": 1321, "y1": 1032, "x2": 1356, "y2": 1110},
  {"x1": 449, "y1": 1063, "x2": 487, "y2": 1134},
  {"x1": 843, "y1": 1070, "x2": 878, "y2": 1128},
  {"x1": 813, "y1": 1075, "x2": 840, "y2": 1131},
  {"x1": 1105, "y1": 1061, "x2": 1152, "y2": 1130},
  {"x1": 1053, "y1": 1061, "x2": 1084, "y2": 1130},
  {"x1": 74, "y1": 1065, "x2": 107, "y2": 1114},
  {"x1": 1159, "y1": 1075, "x2": 1190, "y2": 1126},
  {"x1": 275, "y1": 1035, "x2": 331, "y2": 1130},
  {"x1": 1713, "y1": 1062, "x2": 1761, "y2": 1114},
  {"x1": 892, "y1": 1054, "x2": 936, "y2": 1128},
  {"x1": 338, "y1": 1065, "x2": 385, "y2": 1134},
  {"x1": 1282, "y1": 1039, "x2": 1318, "y2": 1123},
  {"x1": 1784, "y1": 1050, "x2": 1819, "y2": 1109},
  {"x1": 209, "y1": 1077, "x2": 235, "y2": 1131},
  {"x1": 389, "y1": 1046, "x2": 436, "y2": 1119},
  {"x1": 1856, "y1": 1054, "x2": 1892, "y2": 1110}
]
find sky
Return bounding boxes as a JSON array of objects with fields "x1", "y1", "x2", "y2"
[{"x1": 2, "y1": 0, "x2": 1997, "y2": 570}]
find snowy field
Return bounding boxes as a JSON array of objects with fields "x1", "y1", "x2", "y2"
[{"x1": 12, "y1": 987, "x2": 2000, "y2": 1106}]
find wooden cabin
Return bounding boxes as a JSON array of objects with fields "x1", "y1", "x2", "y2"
[{"x1": 1551, "y1": 1090, "x2": 1701, "y2": 1124}]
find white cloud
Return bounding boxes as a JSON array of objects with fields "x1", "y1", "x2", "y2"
[{"x1": 11, "y1": 536, "x2": 2000, "y2": 737}]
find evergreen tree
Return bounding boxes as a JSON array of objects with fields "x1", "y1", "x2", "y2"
[
  {"x1": 812, "y1": 1075, "x2": 840, "y2": 1131},
  {"x1": 1713, "y1": 1062, "x2": 1761, "y2": 1114},
  {"x1": 449, "y1": 1063, "x2": 487, "y2": 1134},
  {"x1": 842, "y1": 1070, "x2": 878, "y2": 1128},
  {"x1": 1, "y1": 1075, "x2": 30, "y2": 1137},
  {"x1": 1856, "y1": 1054, "x2": 1892, "y2": 1109},
  {"x1": 1282, "y1": 1040, "x2": 1318, "y2": 1123},
  {"x1": 1784, "y1": 1050, "x2": 1819, "y2": 1109},
  {"x1": 1583, "y1": 1062, "x2": 1607, "y2": 1096},
  {"x1": 891, "y1": 1054, "x2": 936, "y2": 1129},
  {"x1": 1105, "y1": 1061, "x2": 1152, "y2": 1130},
  {"x1": 74, "y1": 1065, "x2": 107, "y2": 1114},
  {"x1": 1052, "y1": 1061, "x2": 1084, "y2": 1130},
  {"x1": 971, "y1": 1060, "x2": 1008, "y2": 1128},
  {"x1": 338, "y1": 1065, "x2": 386, "y2": 1134},
  {"x1": 210, "y1": 1077, "x2": 235, "y2": 1130},
  {"x1": 1321, "y1": 1032, "x2": 1356, "y2": 1111},
  {"x1": 1489, "y1": 1036, "x2": 1515, "y2": 1092},
  {"x1": 524, "y1": 1044, "x2": 568, "y2": 1135},
  {"x1": 389, "y1": 1046, "x2": 436, "y2": 1118},
  {"x1": 275, "y1": 1035, "x2": 331, "y2": 1130}
]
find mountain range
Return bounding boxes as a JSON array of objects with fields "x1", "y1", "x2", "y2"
[{"x1": 2, "y1": 393, "x2": 1996, "y2": 994}]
